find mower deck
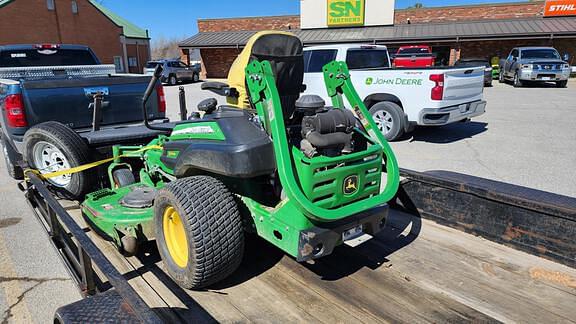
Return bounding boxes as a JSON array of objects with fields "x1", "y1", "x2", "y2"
[{"x1": 61, "y1": 199, "x2": 576, "y2": 323}]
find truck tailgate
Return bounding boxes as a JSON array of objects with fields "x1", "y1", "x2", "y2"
[
  {"x1": 443, "y1": 67, "x2": 484, "y2": 101},
  {"x1": 21, "y1": 76, "x2": 160, "y2": 129}
]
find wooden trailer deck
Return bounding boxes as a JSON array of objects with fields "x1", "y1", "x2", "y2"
[{"x1": 62, "y1": 201, "x2": 576, "y2": 323}]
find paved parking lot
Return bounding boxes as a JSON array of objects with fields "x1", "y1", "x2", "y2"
[
  {"x1": 390, "y1": 80, "x2": 576, "y2": 198},
  {"x1": 166, "y1": 79, "x2": 576, "y2": 197},
  {"x1": 0, "y1": 78, "x2": 574, "y2": 321}
]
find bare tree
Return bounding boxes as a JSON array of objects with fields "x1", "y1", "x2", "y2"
[
  {"x1": 407, "y1": 2, "x2": 424, "y2": 9},
  {"x1": 151, "y1": 36, "x2": 183, "y2": 60}
]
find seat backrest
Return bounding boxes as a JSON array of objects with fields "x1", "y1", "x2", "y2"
[{"x1": 227, "y1": 31, "x2": 304, "y2": 119}]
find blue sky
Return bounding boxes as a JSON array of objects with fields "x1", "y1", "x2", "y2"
[{"x1": 97, "y1": 0, "x2": 524, "y2": 41}]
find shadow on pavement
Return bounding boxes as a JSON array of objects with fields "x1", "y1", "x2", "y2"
[
  {"x1": 405, "y1": 121, "x2": 488, "y2": 144},
  {"x1": 499, "y1": 81, "x2": 566, "y2": 88}
]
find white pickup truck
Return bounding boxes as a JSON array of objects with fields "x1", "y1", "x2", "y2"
[{"x1": 303, "y1": 44, "x2": 487, "y2": 140}]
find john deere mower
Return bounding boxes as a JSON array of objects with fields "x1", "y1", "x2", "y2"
[{"x1": 81, "y1": 31, "x2": 399, "y2": 289}]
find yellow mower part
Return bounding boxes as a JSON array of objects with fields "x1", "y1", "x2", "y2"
[
  {"x1": 227, "y1": 30, "x2": 298, "y2": 108},
  {"x1": 163, "y1": 206, "x2": 189, "y2": 268}
]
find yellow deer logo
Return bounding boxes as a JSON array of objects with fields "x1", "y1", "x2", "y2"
[{"x1": 343, "y1": 175, "x2": 359, "y2": 195}]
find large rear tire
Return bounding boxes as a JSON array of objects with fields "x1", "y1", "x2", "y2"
[
  {"x1": 23, "y1": 121, "x2": 94, "y2": 199},
  {"x1": 369, "y1": 101, "x2": 405, "y2": 141},
  {"x1": 154, "y1": 176, "x2": 244, "y2": 289},
  {"x1": 1, "y1": 136, "x2": 23, "y2": 180}
]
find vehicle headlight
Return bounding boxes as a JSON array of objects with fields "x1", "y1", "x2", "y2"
[
  {"x1": 521, "y1": 64, "x2": 533, "y2": 70},
  {"x1": 484, "y1": 67, "x2": 493, "y2": 72}
]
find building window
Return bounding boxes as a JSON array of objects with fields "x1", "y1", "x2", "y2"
[
  {"x1": 113, "y1": 56, "x2": 124, "y2": 73},
  {"x1": 128, "y1": 57, "x2": 138, "y2": 67},
  {"x1": 71, "y1": 1, "x2": 78, "y2": 14},
  {"x1": 46, "y1": 0, "x2": 55, "y2": 10}
]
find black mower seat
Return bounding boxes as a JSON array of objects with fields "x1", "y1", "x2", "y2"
[{"x1": 79, "y1": 123, "x2": 175, "y2": 146}]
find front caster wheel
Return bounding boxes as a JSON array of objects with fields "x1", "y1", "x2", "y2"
[
  {"x1": 120, "y1": 235, "x2": 138, "y2": 257},
  {"x1": 154, "y1": 176, "x2": 244, "y2": 289}
]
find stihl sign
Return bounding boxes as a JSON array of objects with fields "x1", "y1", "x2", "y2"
[{"x1": 544, "y1": 0, "x2": 576, "y2": 17}]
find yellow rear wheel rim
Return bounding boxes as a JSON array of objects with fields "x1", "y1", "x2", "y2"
[{"x1": 163, "y1": 206, "x2": 188, "y2": 268}]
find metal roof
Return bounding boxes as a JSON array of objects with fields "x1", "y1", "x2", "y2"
[
  {"x1": 180, "y1": 17, "x2": 576, "y2": 48},
  {"x1": 0, "y1": 0, "x2": 13, "y2": 8}
]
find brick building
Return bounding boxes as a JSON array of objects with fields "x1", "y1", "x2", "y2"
[
  {"x1": 180, "y1": 1, "x2": 576, "y2": 78},
  {"x1": 0, "y1": 0, "x2": 150, "y2": 73}
]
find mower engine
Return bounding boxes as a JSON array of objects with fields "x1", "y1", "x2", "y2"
[{"x1": 297, "y1": 95, "x2": 357, "y2": 158}]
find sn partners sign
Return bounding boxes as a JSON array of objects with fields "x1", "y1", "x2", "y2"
[
  {"x1": 300, "y1": 0, "x2": 394, "y2": 29},
  {"x1": 327, "y1": 0, "x2": 365, "y2": 27}
]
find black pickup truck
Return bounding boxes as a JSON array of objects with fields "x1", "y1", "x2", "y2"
[{"x1": 0, "y1": 44, "x2": 169, "y2": 198}]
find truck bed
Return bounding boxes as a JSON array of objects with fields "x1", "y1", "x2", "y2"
[{"x1": 59, "y1": 200, "x2": 576, "y2": 323}]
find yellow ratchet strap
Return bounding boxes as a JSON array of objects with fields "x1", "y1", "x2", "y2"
[{"x1": 24, "y1": 145, "x2": 163, "y2": 180}]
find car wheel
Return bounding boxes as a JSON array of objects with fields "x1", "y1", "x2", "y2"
[
  {"x1": 1, "y1": 136, "x2": 23, "y2": 180},
  {"x1": 24, "y1": 122, "x2": 94, "y2": 199},
  {"x1": 513, "y1": 72, "x2": 523, "y2": 88},
  {"x1": 168, "y1": 74, "x2": 178, "y2": 86},
  {"x1": 192, "y1": 73, "x2": 199, "y2": 83},
  {"x1": 498, "y1": 70, "x2": 505, "y2": 83},
  {"x1": 154, "y1": 176, "x2": 244, "y2": 289},
  {"x1": 369, "y1": 101, "x2": 405, "y2": 141},
  {"x1": 556, "y1": 80, "x2": 568, "y2": 88}
]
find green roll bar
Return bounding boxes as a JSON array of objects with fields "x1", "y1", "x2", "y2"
[{"x1": 245, "y1": 60, "x2": 399, "y2": 221}]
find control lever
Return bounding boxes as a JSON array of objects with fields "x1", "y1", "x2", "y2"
[
  {"x1": 91, "y1": 92, "x2": 103, "y2": 132},
  {"x1": 179, "y1": 86, "x2": 187, "y2": 121},
  {"x1": 142, "y1": 65, "x2": 170, "y2": 131}
]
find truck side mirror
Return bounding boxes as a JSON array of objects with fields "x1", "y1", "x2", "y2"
[{"x1": 562, "y1": 53, "x2": 570, "y2": 62}]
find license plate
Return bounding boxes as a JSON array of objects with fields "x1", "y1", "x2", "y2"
[
  {"x1": 541, "y1": 77, "x2": 551, "y2": 81},
  {"x1": 342, "y1": 225, "x2": 373, "y2": 247},
  {"x1": 343, "y1": 225, "x2": 363, "y2": 241}
]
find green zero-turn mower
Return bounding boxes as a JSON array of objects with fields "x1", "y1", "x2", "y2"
[{"x1": 81, "y1": 31, "x2": 400, "y2": 289}]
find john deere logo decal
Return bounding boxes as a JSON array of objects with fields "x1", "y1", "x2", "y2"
[
  {"x1": 365, "y1": 77, "x2": 373, "y2": 85},
  {"x1": 343, "y1": 175, "x2": 359, "y2": 195}
]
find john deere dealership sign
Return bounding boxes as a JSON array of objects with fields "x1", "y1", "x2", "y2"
[
  {"x1": 300, "y1": 0, "x2": 394, "y2": 29},
  {"x1": 327, "y1": 0, "x2": 365, "y2": 27}
]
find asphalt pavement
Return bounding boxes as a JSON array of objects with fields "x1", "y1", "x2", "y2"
[
  {"x1": 0, "y1": 153, "x2": 80, "y2": 322},
  {"x1": 0, "y1": 78, "x2": 574, "y2": 322},
  {"x1": 389, "y1": 80, "x2": 576, "y2": 198},
  {"x1": 165, "y1": 79, "x2": 576, "y2": 197}
]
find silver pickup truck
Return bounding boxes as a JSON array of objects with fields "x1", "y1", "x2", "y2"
[{"x1": 498, "y1": 47, "x2": 571, "y2": 88}]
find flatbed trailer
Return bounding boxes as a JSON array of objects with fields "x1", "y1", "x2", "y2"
[{"x1": 23, "y1": 169, "x2": 576, "y2": 323}]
